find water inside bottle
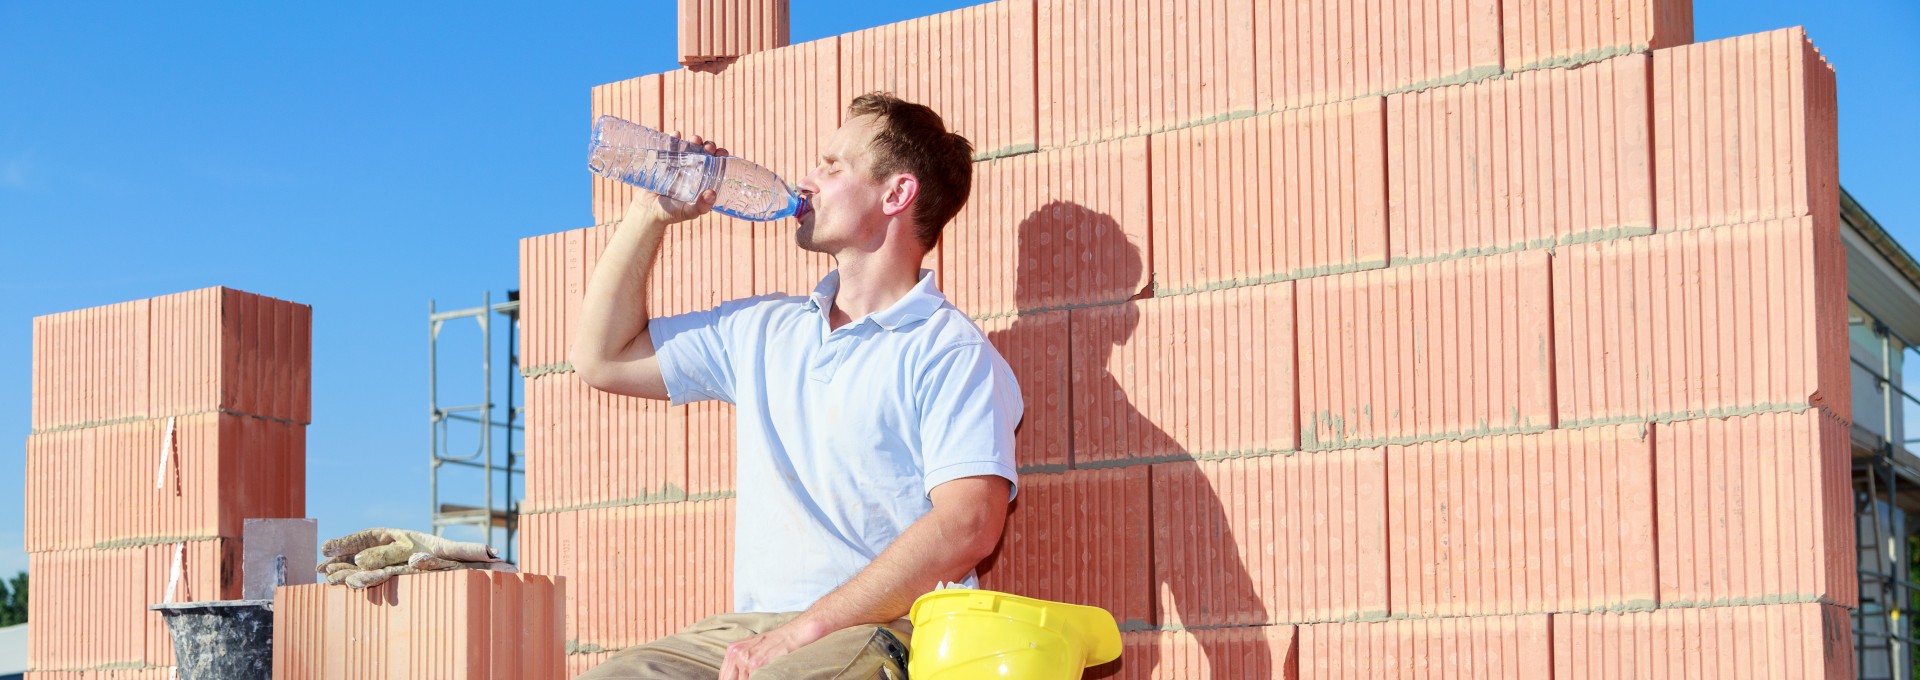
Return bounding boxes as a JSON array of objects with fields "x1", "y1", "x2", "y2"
[
  {"x1": 713, "y1": 172, "x2": 775, "y2": 214},
  {"x1": 589, "y1": 145, "x2": 713, "y2": 203},
  {"x1": 654, "y1": 151, "x2": 711, "y2": 202}
]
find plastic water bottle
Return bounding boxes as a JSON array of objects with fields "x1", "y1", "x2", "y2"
[{"x1": 588, "y1": 115, "x2": 805, "y2": 222}]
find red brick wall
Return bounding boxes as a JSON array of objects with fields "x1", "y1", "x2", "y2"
[
  {"x1": 24, "y1": 287, "x2": 310, "y2": 676},
  {"x1": 527, "y1": 1, "x2": 1850, "y2": 676}
]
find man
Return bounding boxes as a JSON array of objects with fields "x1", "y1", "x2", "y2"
[{"x1": 570, "y1": 92, "x2": 1022, "y2": 679}]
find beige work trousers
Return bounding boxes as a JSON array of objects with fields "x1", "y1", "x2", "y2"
[{"x1": 574, "y1": 612, "x2": 910, "y2": 680}]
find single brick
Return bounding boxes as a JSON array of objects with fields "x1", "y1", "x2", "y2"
[
  {"x1": 522, "y1": 373, "x2": 685, "y2": 513},
  {"x1": 980, "y1": 468, "x2": 1153, "y2": 628},
  {"x1": 1154, "y1": 451, "x2": 1387, "y2": 626},
  {"x1": 677, "y1": 0, "x2": 790, "y2": 66},
  {"x1": 1388, "y1": 54, "x2": 1654, "y2": 262},
  {"x1": 1553, "y1": 218, "x2": 1849, "y2": 425},
  {"x1": 1297, "y1": 250, "x2": 1554, "y2": 449},
  {"x1": 1153, "y1": 98, "x2": 1388, "y2": 294},
  {"x1": 86, "y1": 413, "x2": 305, "y2": 549},
  {"x1": 148, "y1": 287, "x2": 312, "y2": 425},
  {"x1": 1655, "y1": 410, "x2": 1855, "y2": 609},
  {"x1": 22, "y1": 428, "x2": 94, "y2": 552},
  {"x1": 518, "y1": 500, "x2": 733, "y2": 652},
  {"x1": 1072, "y1": 283, "x2": 1296, "y2": 464},
  {"x1": 30, "y1": 299, "x2": 148, "y2": 430},
  {"x1": 1654, "y1": 27, "x2": 1839, "y2": 231},
  {"x1": 1038, "y1": 0, "x2": 1255, "y2": 147},
  {"x1": 1253, "y1": 0, "x2": 1502, "y2": 111},
  {"x1": 1387, "y1": 425, "x2": 1656, "y2": 617},
  {"x1": 945, "y1": 137, "x2": 1151, "y2": 318}
]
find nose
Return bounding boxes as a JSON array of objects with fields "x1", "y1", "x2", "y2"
[{"x1": 796, "y1": 169, "x2": 819, "y2": 196}]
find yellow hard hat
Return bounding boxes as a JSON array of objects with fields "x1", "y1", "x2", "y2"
[{"x1": 907, "y1": 588, "x2": 1123, "y2": 679}]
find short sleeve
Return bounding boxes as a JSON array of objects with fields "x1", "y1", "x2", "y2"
[
  {"x1": 916, "y1": 342, "x2": 1024, "y2": 500},
  {"x1": 648, "y1": 297, "x2": 764, "y2": 406}
]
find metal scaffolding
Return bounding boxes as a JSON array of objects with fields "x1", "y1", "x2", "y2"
[
  {"x1": 428, "y1": 291, "x2": 526, "y2": 563},
  {"x1": 1851, "y1": 294, "x2": 1920, "y2": 680}
]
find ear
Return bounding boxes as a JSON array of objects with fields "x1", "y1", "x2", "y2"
[{"x1": 881, "y1": 173, "x2": 919, "y2": 217}]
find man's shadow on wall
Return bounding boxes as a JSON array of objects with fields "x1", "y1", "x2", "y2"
[{"x1": 980, "y1": 201, "x2": 1277, "y2": 678}]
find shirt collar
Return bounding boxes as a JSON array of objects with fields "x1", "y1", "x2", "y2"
[{"x1": 806, "y1": 269, "x2": 946, "y2": 332}]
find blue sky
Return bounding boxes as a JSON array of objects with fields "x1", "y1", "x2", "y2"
[{"x1": 2, "y1": 1, "x2": 1916, "y2": 579}]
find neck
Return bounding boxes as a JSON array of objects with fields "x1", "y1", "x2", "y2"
[{"x1": 827, "y1": 251, "x2": 924, "y2": 330}]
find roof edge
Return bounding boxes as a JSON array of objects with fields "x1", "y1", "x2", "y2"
[{"x1": 1842, "y1": 185, "x2": 1920, "y2": 299}]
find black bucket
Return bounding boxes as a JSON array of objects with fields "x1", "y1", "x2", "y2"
[{"x1": 149, "y1": 600, "x2": 274, "y2": 679}]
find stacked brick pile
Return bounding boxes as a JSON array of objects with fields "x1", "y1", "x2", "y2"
[
  {"x1": 272, "y1": 570, "x2": 566, "y2": 679},
  {"x1": 24, "y1": 287, "x2": 311, "y2": 678},
  {"x1": 521, "y1": 0, "x2": 1852, "y2": 676}
]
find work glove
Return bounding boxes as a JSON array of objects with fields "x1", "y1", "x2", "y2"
[{"x1": 315, "y1": 527, "x2": 507, "y2": 589}]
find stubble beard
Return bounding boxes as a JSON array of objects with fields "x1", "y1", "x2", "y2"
[{"x1": 794, "y1": 214, "x2": 825, "y2": 253}]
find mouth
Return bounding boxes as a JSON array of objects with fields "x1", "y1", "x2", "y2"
[{"x1": 794, "y1": 196, "x2": 814, "y2": 224}]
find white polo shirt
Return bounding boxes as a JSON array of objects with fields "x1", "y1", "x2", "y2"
[{"x1": 649, "y1": 268, "x2": 1022, "y2": 613}]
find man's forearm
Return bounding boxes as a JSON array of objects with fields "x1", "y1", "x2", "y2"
[{"x1": 572, "y1": 206, "x2": 669, "y2": 373}]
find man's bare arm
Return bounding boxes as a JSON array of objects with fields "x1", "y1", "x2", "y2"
[
  {"x1": 570, "y1": 136, "x2": 724, "y2": 400},
  {"x1": 717, "y1": 475, "x2": 1012, "y2": 679}
]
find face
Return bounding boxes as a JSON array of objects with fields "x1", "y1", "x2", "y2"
[{"x1": 794, "y1": 115, "x2": 891, "y2": 254}]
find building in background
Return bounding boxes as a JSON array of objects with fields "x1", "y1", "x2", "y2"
[
  {"x1": 0, "y1": 623, "x2": 25, "y2": 680},
  {"x1": 1847, "y1": 186, "x2": 1920, "y2": 679}
]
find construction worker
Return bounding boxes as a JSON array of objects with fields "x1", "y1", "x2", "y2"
[{"x1": 570, "y1": 92, "x2": 1020, "y2": 679}]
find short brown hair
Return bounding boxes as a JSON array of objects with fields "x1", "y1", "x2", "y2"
[{"x1": 846, "y1": 92, "x2": 974, "y2": 250}]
